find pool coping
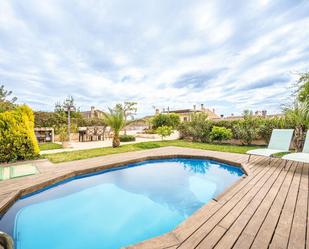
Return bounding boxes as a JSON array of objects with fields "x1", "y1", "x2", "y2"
[{"x1": 0, "y1": 147, "x2": 249, "y2": 249}]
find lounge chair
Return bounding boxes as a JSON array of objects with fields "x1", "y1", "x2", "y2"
[
  {"x1": 247, "y1": 129, "x2": 294, "y2": 164},
  {"x1": 282, "y1": 131, "x2": 309, "y2": 163}
]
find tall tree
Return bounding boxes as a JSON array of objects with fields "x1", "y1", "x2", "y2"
[
  {"x1": 115, "y1": 102, "x2": 137, "y2": 134},
  {"x1": 0, "y1": 85, "x2": 17, "y2": 112},
  {"x1": 297, "y1": 72, "x2": 309, "y2": 104}
]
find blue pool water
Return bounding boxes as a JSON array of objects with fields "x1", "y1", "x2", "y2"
[{"x1": 0, "y1": 158, "x2": 243, "y2": 249}]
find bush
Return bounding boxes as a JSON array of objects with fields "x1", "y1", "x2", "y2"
[
  {"x1": 178, "y1": 113, "x2": 212, "y2": 142},
  {"x1": 152, "y1": 113, "x2": 180, "y2": 129},
  {"x1": 156, "y1": 126, "x2": 173, "y2": 140},
  {"x1": 119, "y1": 134, "x2": 136, "y2": 142},
  {"x1": 0, "y1": 105, "x2": 40, "y2": 162},
  {"x1": 210, "y1": 126, "x2": 233, "y2": 143},
  {"x1": 58, "y1": 126, "x2": 68, "y2": 142},
  {"x1": 233, "y1": 119, "x2": 259, "y2": 145},
  {"x1": 178, "y1": 112, "x2": 289, "y2": 145}
]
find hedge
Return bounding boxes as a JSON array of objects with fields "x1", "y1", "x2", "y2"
[
  {"x1": 178, "y1": 114, "x2": 290, "y2": 145},
  {"x1": 0, "y1": 105, "x2": 40, "y2": 162},
  {"x1": 119, "y1": 134, "x2": 136, "y2": 142}
]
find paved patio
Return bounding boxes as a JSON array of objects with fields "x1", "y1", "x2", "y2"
[
  {"x1": 40, "y1": 132, "x2": 179, "y2": 155},
  {"x1": 0, "y1": 147, "x2": 308, "y2": 249}
]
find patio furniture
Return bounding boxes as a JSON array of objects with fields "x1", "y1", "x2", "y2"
[
  {"x1": 34, "y1": 127, "x2": 54, "y2": 143},
  {"x1": 104, "y1": 127, "x2": 113, "y2": 140},
  {"x1": 282, "y1": 131, "x2": 309, "y2": 163},
  {"x1": 247, "y1": 129, "x2": 294, "y2": 164},
  {"x1": 95, "y1": 126, "x2": 105, "y2": 141},
  {"x1": 78, "y1": 127, "x2": 87, "y2": 142},
  {"x1": 86, "y1": 127, "x2": 95, "y2": 141}
]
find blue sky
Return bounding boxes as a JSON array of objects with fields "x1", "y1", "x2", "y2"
[{"x1": 1, "y1": 0, "x2": 309, "y2": 117}]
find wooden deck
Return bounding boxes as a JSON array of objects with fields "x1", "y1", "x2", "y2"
[{"x1": 0, "y1": 147, "x2": 308, "y2": 249}]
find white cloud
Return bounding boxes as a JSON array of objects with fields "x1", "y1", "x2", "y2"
[{"x1": 0, "y1": 0, "x2": 308, "y2": 117}]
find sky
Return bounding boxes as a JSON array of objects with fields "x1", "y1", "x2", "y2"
[{"x1": 0, "y1": 0, "x2": 309, "y2": 117}]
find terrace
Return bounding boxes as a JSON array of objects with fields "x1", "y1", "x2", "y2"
[{"x1": 0, "y1": 147, "x2": 308, "y2": 249}]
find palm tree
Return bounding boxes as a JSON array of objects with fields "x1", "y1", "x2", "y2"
[
  {"x1": 103, "y1": 107, "x2": 126, "y2": 148},
  {"x1": 284, "y1": 102, "x2": 309, "y2": 151}
]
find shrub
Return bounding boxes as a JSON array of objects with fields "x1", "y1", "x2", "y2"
[
  {"x1": 119, "y1": 134, "x2": 136, "y2": 142},
  {"x1": 152, "y1": 113, "x2": 180, "y2": 129},
  {"x1": 258, "y1": 117, "x2": 286, "y2": 143},
  {"x1": 178, "y1": 113, "x2": 212, "y2": 142},
  {"x1": 233, "y1": 117, "x2": 259, "y2": 145},
  {"x1": 0, "y1": 105, "x2": 40, "y2": 162},
  {"x1": 58, "y1": 126, "x2": 68, "y2": 142},
  {"x1": 156, "y1": 126, "x2": 173, "y2": 140},
  {"x1": 209, "y1": 126, "x2": 233, "y2": 143}
]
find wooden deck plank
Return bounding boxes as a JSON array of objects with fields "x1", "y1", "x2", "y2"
[
  {"x1": 268, "y1": 162, "x2": 303, "y2": 249},
  {"x1": 288, "y1": 163, "x2": 308, "y2": 249},
  {"x1": 211, "y1": 159, "x2": 290, "y2": 249},
  {"x1": 173, "y1": 157, "x2": 268, "y2": 242},
  {"x1": 231, "y1": 160, "x2": 296, "y2": 249},
  {"x1": 177, "y1": 158, "x2": 281, "y2": 248},
  {"x1": 196, "y1": 158, "x2": 285, "y2": 249},
  {"x1": 250, "y1": 161, "x2": 301, "y2": 249}
]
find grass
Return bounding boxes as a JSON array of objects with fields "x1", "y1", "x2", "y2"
[
  {"x1": 43, "y1": 140, "x2": 262, "y2": 163},
  {"x1": 39, "y1": 142, "x2": 63, "y2": 151}
]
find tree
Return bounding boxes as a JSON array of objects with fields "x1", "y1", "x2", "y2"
[
  {"x1": 0, "y1": 85, "x2": 17, "y2": 112},
  {"x1": 151, "y1": 113, "x2": 180, "y2": 129},
  {"x1": 156, "y1": 126, "x2": 173, "y2": 140},
  {"x1": 297, "y1": 72, "x2": 309, "y2": 103},
  {"x1": 209, "y1": 126, "x2": 233, "y2": 143},
  {"x1": 178, "y1": 112, "x2": 212, "y2": 142},
  {"x1": 284, "y1": 72, "x2": 309, "y2": 151},
  {"x1": 103, "y1": 107, "x2": 126, "y2": 147},
  {"x1": 115, "y1": 102, "x2": 137, "y2": 134},
  {"x1": 55, "y1": 96, "x2": 77, "y2": 142},
  {"x1": 284, "y1": 102, "x2": 309, "y2": 151},
  {"x1": 234, "y1": 112, "x2": 259, "y2": 145}
]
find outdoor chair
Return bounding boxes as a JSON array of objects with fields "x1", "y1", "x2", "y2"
[
  {"x1": 247, "y1": 129, "x2": 294, "y2": 164},
  {"x1": 86, "y1": 127, "x2": 95, "y2": 141},
  {"x1": 95, "y1": 126, "x2": 105, "y2": 141},
  {"x1": 282, "y1": 130, "x2": 309, "y2": 163}
]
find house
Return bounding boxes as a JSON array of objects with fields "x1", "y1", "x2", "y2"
[
  {"x1": 220, "y1": 110, "x2": 284, "y2": 121},
  {"x1": 157, "y1": 104, "x2": 220, "y2": 121},
  {"x1": 80, "y1": 106, "x2": 105, "y2": 119}
]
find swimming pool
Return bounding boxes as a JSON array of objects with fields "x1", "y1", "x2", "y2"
[{"x1": 0, "y1": 158, "x2": 244, "y2": 249}]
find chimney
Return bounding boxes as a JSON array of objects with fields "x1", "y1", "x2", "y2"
[
  {"x1": 163, "y1": 108, "x2": 165, "y2": 113},
  {"x1": 201, "y1": 104, "x2": 204, "y2": 110},
  {"x1": 167, "y1": 106, "x2": 170, "y2": 113},
  {"x1": 212, "y1": 108, "x2": 215, "y2": 113},
  {"x1": 193, "y1": 105, "x2": 196, "y2": 111}
]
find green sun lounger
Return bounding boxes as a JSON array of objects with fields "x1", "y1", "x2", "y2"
[
  {"x1": 247, "y1": 129, "x2": 294, "y2": 163},
  {"x1": 282, "y1": 131, "x2": 309, "y2": 163}
]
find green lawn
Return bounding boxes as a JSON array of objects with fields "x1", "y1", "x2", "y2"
[
  {"x1": 39, "y1": 142, "x2": 63, "y2": 151},
  {"x1": 43, "y1": 140, "x2": 262, "y2": 163}
]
